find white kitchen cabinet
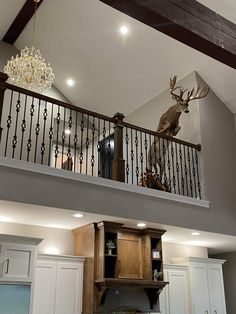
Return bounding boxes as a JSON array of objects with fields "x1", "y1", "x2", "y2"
[
  {"x1": 0, "y1": 235, "x2": 42, "y2": 283},
  {"x1": 172, "y1": 257, "x2": 227, "y2": 314},
  {"x1": 159, "y1": 265, "x2": 189, "y2": 314},
  {"x1": 32, "y1": 254, "x2": 85, "y2": 314}
]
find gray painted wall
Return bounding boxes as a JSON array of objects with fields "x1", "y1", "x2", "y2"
[
  {"x1": 196, "y1": 72, "x2": 236, "y2": 224},
  {"x1": 212, "y1": 252, "x2": 236, "y2": 314}
]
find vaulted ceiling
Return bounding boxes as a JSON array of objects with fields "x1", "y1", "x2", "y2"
[{"x1": 0, "y1": 0, "x2": 236, "y2": 116}]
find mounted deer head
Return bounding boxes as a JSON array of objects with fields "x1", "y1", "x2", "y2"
[
  {"x1": 169, "y1": 75, "x2": 209, "y2": 114},
  {"x1": 148, "y1": 75, "x2": 209, "y2": 179}
]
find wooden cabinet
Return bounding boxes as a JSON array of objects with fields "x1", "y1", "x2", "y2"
[
  {"x1": 0, "y1": 235, "x2": 42, "y2": 283},
  {"x1": 32, "y1": 254, "x2": 85, "y2": 314},
  {"x1": 73, "y1": 221, "x2": 167, "y2": 314},
  {"x1": 159, "y1": 265, "x2": 189, "y2": 314},
  {"x1": 171, "y1": 257, "x2": 227, "y2": 314}
]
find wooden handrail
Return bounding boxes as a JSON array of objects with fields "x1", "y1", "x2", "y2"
[{"x1": 123, "y1": 121, "x2": 201, "y2": 151}]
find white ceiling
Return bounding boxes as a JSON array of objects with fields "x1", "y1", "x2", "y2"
[
  {"x1": 0, "y1": 200, "x2": 235, "y2": 254},
  {"x1": 6, "y1": 0, "x2": 235, "y2": 115}
]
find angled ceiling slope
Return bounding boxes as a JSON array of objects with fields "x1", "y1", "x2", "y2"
[{"x1": 1, "y1": 0, "x2": 236, "y2": 116}]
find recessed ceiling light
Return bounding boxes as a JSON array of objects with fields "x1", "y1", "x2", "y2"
[
  {"x1": 137, "y1": 223, "x2": 146, "y2": 227},
  {"x1": 73, "y1": 213, "x2": 84, "y2": 218},
  {"x1": 67, "y1": 79, "x2": 75, "y2": 87},
  {"x1": 65, "y1": 129, "x2": 71, "y2": 135},
  {"x1": 0, "y1": 216, "x2": 12, "y2": 222},
  {"x1": 120, "y1": 26, "x2": 129, "y2": 35},
  {"x1": 191, "y1": 232, "x2": 201, "y2": 236}
]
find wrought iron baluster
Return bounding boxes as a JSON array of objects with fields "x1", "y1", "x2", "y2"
[
  {"x1": 26, "y1": 97, "x2": 35, "y2": 162},
  {"x1": 153, "y1": 137, "x2": 157, "y2": 177},
  {"x1": 61, "y1": 107, "x2": 66, "y2": 169},
  {"x1": 130, "y1": 128, "x2": 134, "y2": 185},
  {"x1": 4, "y1": 90, "x2": 13, "y2": 157},
  {"x1": 102, "y1": 120, "x2": 106, "y2": 177},
  {"x1": 54, "y1": 106, "x2": 61, "y2": 168},
  {"x1": 162, "y1": 139, "x2": 168, "y2": 187},
  {"x1": 108, "y1": 121, "x2": 111, "y2": 179},
  {"x1": 67, "y1": 110, "x2": 72, "y2": 170},
  {"x1": 79, "y1": 114, "x2": 84, "y2": 173},
  {"x1": 135, "y1": 129, "x2": 139, "y2": 185},
  {"x1": 85, "y1": 114, "x2": 90, "y2": 175},
  {"x1": 97, "y1": 118, "x2": 101, "y2": 177},
  {"x1": 179, "y1": 144, "x2": 185, "y2": 195},
  {"x1": 48, "y1": 103, "x2": 54, "y2": 166},
  {"x1": 158, "y1": 136, "x2": 162, "y2": 183},
  {"x1": 167, "y1": 139, "x2": 172, "y2": 192},
  {"x1": 140, "y1": 131, "x2": 144, "y2": 185},
  {"x1": 175, "y1": 142, "x2": 181, "y2": 195},
  {"x1": 73, "y1": 111, "x2": 78, "y2": 173},
  {"x1": 195, "y1": 149, "x2": 201, "y2": 199},
  {"x1": 170, "y1": 141, "x2": 176, "y2": 194},
  {"x1": 148, "y1": 134, "x2": 152, "y2": 175},
  {"x1": 12, "y1": 93, "x2": 21, "y2": 159},
  {"x1": 40, "y1": 101, "x2": 48, "y2": 165},
  {"x1": 91, "y1": 116, "x2": 96, "y2": 176},
  {"x1": 34, "y1": 99, "x2": 41, "y2": 163},
  {"x1": 191, "y1": 147, "x2": 197, "y2": 198},
  {"x1": 144, "y1": 132, "x2": 148, "y2": 173},
  {"x1": 125, "y1": 127, "x2": 129, "y2": 184},
  {"x1": 183, "y1": 145, "x2": 189, "y2": 196},
  {"x1": 187, "y1": 146, "x2": 193, "y2": 197},
  {"x1": 19, "y1": 94, "x2": 27, "y2": 160}
]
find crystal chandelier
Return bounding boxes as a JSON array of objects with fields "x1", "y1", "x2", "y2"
[{"x1": 4, "y1": 0, "x2": 55, "y2": 92}]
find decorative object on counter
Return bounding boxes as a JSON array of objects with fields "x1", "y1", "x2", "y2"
[
  {"x1": 106, "y1": 240, "x2": 116, "y2": 255},
  {"x1": 152, "y1": 249, "x2": 161, "y2": 259},
  {"x1": 148, "y1": 76, "x2": 209, "y2": 182},
  {"x1": 4, "y1": 0, "x2": 55, "y2": 92},
  {"x1": 153, "y1": 269, "x2": 162, "y2": 281}
]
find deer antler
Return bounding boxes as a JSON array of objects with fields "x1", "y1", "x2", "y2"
[
  {"x1": 169, "y1": 76, "x2": 209, "y2": 102},
  {"x1": 170, "y1": 76, "x2": 188, "y2": 101},
  {"x1": 188, "y1": 85, "x2": 209, "y2": 102}
]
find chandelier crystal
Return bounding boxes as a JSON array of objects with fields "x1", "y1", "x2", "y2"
[{"x1": 4, "y1": 0, "x2": 55, "y2": 92}]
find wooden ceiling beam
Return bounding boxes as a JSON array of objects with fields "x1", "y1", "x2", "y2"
[
  {"x1": 3, "y1": 0, "x2": 44, "y2": 45},
  {"x1": 99, "y1": 0, "x2": 236, "y2": 69}
]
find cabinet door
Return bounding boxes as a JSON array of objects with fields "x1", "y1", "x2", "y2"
[
  {"x1": 32, "y1": 261, "x2": 56, "y2": 314},
  {"x1": 117, "y1": 233, "x2": 142, "y2": 279},
  {"x1": 168, "y1": 269, "x2": 189, "y2": 314},
  {"x1": 54, "y1": 262, "x2": 83, "y2": 314},
  {"x1": 207, "y1": 264, "x2": 226, "y2": 314},
  {"x1": 190, "y1": 263, "x2": 210, "y2": 314},
  {"x1": 159, "y1": 270, "x2": 169, "y2": 314},
  {"x1": 0, "y1": 243, "x2": 35, "y2": 282}
]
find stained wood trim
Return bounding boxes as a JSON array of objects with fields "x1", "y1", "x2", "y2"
[
  {"x1": 3, "y1": 0, "x2": 44, "y2": 44},
  {"x1": 99, "y1": 0, "x2": 236, "y2": 69}
]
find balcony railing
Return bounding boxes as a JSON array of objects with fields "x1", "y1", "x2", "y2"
[{"x1": 0, "y1": 72, "x2": 202, "y2": 199}]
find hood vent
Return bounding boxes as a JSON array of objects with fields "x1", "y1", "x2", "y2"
[{"x1": 73, "y1": 221, "x2": 168, "y2": 313}]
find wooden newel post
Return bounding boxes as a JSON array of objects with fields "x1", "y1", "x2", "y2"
[
  {"x1": 0, "y1": 73, "x2": 8, "y2": 143},
  {"x1": 112, "y1": 112, "x2": 125, "y2": 182}
]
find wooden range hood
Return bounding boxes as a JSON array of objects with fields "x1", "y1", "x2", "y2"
[
  {"x1": 73, "y1": 221, "x2": 168, "y2": 313},
  {"x1": 95, "y1": 278, "x2": 168, "y2": 309}
]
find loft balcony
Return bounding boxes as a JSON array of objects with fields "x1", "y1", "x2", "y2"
[{"x1": 0, "y1": 72, "x2": 203, "y2": 201}]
